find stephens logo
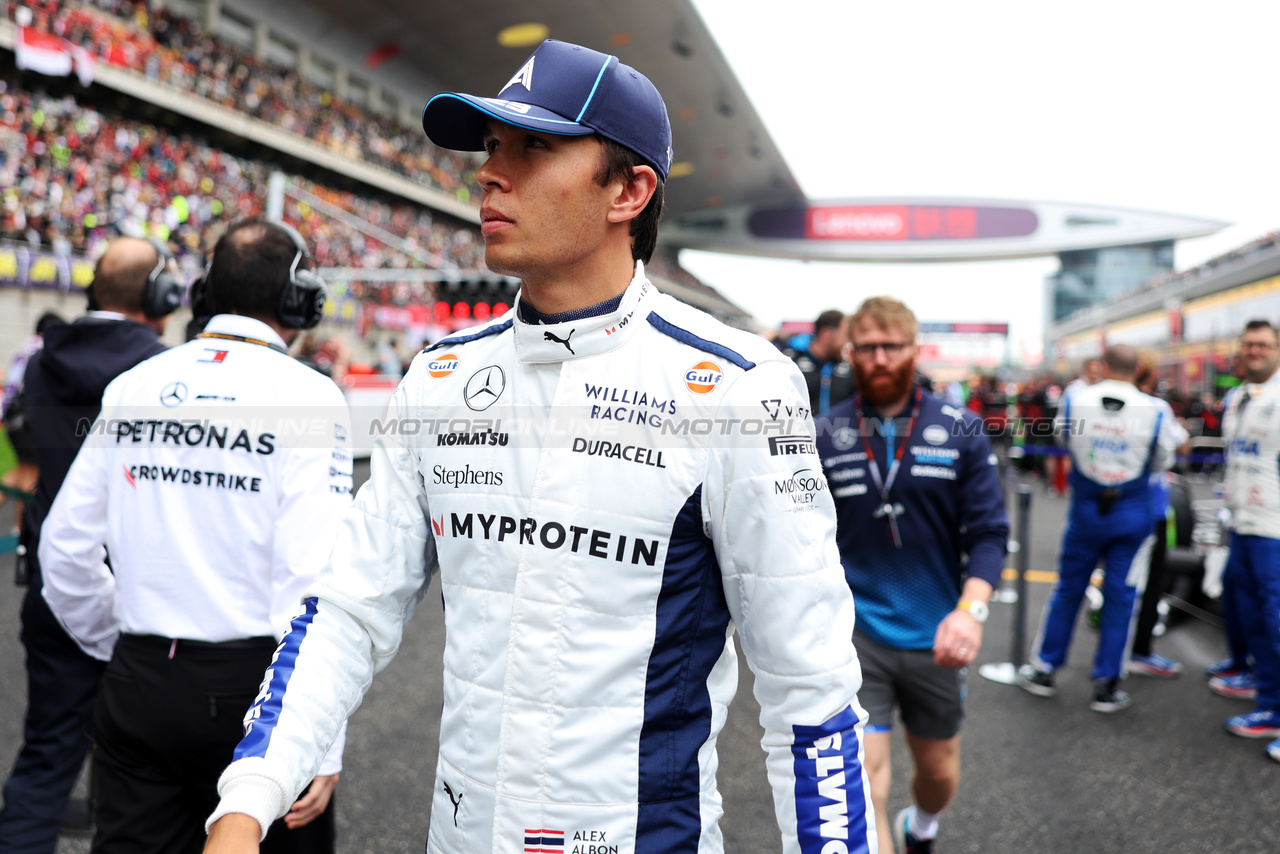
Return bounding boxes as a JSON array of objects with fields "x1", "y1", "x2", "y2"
[
  {"x1": 432, "y1": 464, "x2": 504, "y2": 488},
  {"x1": 685, "y1": 361, "x2": 724, "y2": 394},
  {"x1": 428, "y1": 353, "x2": 459, "y2": 378}
]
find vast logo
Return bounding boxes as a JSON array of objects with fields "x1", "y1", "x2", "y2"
[
  {"x1": 685, "y1": 361, "x2": 724, "y2": 394},
  {"x1": 464, "y1": 366, "x2": 506, "y2": 411},
  {"x1": 769, "y1": 435, "x2": 817, "y2": 456},
  {"x1": 428, "y1": 353, "x2": 459, "y2": 378},
  {"x1": 432, "y1": 511, "x2": 661, "y2": 566}
]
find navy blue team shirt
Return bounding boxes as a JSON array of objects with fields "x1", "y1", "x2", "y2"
[{"x1": 817, "y1": 387, "x2": 1009, "y2": 650}]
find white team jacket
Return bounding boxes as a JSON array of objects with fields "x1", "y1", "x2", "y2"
[
  {"x1": 1057, "y1": 379, "x2": 1186, "y2": 487},
  {"x1": 1223, "y1": 372, "x2": 1280, "y2": 536},
  {"x1": 212, "y1": 266, "x2": 875, "y2": 854},
  {"x1": 39, "y1": 314, "x2": 354, "y2": 772}
]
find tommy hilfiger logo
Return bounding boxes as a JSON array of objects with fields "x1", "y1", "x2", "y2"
[{"x1": 504, "y1": 56, "x2": 535, "y2": 92}]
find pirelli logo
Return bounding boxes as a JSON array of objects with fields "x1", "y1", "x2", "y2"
[{"x1": 769, "y1": 435, "x2": 817, "y2": 456}]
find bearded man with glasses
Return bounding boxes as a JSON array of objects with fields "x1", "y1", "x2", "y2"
[{"x1": 817, "y1": 296, "x2": 1008, "y2": 854}]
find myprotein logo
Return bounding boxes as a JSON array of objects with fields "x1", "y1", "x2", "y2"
[
  {"x1": 428, "y1": 353, "x2": 459, "y2": 378},
  {"x1": 432, "y1": 464, "x2": 504, "y2": 488},
  {"x1": 769, "y1": 435, "x2": 817, "y2": 456},
  {"x1": 685, "y1": 361, "x2": 723, "y2": 394},
  {"x1": 432, "y1": 511, "x2": 661, "y2": 566}
]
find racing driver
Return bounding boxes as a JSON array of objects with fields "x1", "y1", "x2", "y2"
[{"x1": 204, "y1": 39, "x2": 877, "y2": 854}]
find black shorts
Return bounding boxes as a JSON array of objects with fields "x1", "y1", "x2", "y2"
[{"x1": 854, "y1": 629, "x2": 966, "y2": 740}]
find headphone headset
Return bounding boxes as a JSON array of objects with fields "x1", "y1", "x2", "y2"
[
  {"x1": 85, "y1": 237, "x2": 183, "y2": 317},
  {"x1": 273, "y1": 221, "x2": 328, "y2": 330},
  {"x1": 187, "y1": 220, "x2": 328, "y2": 330},
  {"x1": 142, "y1": 238, "x2": 184, "y2": 318}
]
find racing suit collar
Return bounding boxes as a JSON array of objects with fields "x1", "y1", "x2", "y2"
[
  {"x1": 202, "y1": 315, "x2": 289, "y2": 352},
  {"x1": 513, "y1": 261, "x2": 656, "y2": 363}
]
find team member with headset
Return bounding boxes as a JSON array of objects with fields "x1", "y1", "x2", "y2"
[
  {"x1": 38, "y1": 218, "x2": 353, "y2": 854},
  {"x1": 0, "y1": 237, "x2": 174, "y2": 854}
]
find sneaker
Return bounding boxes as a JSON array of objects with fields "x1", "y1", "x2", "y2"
[
  {"x1": 1129, "y1": 652, "x2": 1183, "y2": 678},
  {"x1": 1209, "y1": 672, "x2": 1258, "y2": 700},
  {"x1": 1225, "y1": 708, "x2": 1280, "y2": 738},
  {"x1": 1268, "y1": 737, "x2": 1280, "y2": 763},
  {"x1": 1090, "y1": 679, "x2": 1134, "y2": 713},
  {"x1": 1205, "y1": 657, "x2": 1248, "y2": 679},
  {"x1": 1016, "y1": 664, "x2": 1056, "y2": 697},
  {"x1": 891, "y1": 806, "x2": 935, "y2": 854}
]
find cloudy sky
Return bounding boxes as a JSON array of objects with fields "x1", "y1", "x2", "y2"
[{"x1": 680, "y1": 0, "x2": 1280, "y2": 361}]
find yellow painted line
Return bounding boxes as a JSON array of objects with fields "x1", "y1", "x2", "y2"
[{"x1": 1001, "y1": 568, "x2": 1059, "y2": 584}]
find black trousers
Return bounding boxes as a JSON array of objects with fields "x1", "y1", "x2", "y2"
[
  {"x1": 0, "y1": 583, "x2": 106, "y2": 854},
  {"x1": 1132, "y1": 517, "x2": 1169, "y2": 658},
  {"x1": 90, "y1": 635, "x2": 334, "y2": 854}
]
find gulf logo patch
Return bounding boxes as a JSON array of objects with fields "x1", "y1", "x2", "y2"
[
  {"x1": 685, "y1": 361, "x2": 724, "y2": 394},
  {"x1": 428, "y1": 353, "x2": 459, "y2": 378}
]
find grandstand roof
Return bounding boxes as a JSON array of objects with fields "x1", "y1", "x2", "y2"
[{"x1": 224, "y1": 0, "x2": 804, "y2": 220}]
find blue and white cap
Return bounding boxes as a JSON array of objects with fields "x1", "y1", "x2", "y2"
[{"x1": 422, "y1": 39, "x2": 673, "y2": 179}]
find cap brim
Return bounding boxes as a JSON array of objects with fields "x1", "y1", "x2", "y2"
[{"x1": 422, "y1": 93, "x2": 596, "y2": 151}]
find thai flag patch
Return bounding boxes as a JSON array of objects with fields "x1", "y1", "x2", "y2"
[{"x1": 524, "y1": 828, "x2": 564, "y2": 853}]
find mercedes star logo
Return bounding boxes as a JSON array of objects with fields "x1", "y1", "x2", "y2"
[
  {"x1": 464, "y1": 366, "x2": 505, "y2": 411},
  {"x1": 160, "y1": 381, "x2": 188, "y2": 407}
]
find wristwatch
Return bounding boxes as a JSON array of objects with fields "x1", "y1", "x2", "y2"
[{"x1": 957, "y1": 599, "x2": 989, "y2": 624}]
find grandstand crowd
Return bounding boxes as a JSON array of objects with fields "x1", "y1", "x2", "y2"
[
  {"x1": 0, "y1": 73, "x2": 485, "y2": 300},
  {"x1": 10, "y1": 0, "x2": 480, "y2": 204}
]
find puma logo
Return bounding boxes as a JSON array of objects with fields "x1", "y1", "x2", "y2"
[
  {"x1": 443, "y1": 781, "x2": 462, "y2": 827},
  {"x1": 544, "y1": 329, "x2": 575, "y2": 355}
]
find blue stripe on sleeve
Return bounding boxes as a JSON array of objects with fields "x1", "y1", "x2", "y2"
[
  {"x1": 792, "y1": 705, "x2": 871, "y2": 854},
  {"x1": 234, "y1": 598, "x2": 319, "y2": 761}
]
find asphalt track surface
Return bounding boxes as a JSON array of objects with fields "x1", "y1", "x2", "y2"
[{"x1": 1, "y1": 464, "x2": 1277, "y2": 853}]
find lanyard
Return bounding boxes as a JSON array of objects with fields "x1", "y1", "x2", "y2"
[
  {"x1": 198, "y1": 331, "x2": 288, "y2": 355},
  {"x1": 855, "y1": 386, "x2": 923, "y2": 548}
]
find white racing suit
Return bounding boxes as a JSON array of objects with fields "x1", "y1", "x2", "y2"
[{"x1": 210, "y1": 264, "x2": 876, "y2": 854}]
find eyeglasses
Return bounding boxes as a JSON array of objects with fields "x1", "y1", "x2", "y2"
[
  {"x1": 849, "y1": 341, "x2": 911, "y2": 359},
  {"x1": 1241, "y1": 341, "x2": 1278, "y2": 352}
]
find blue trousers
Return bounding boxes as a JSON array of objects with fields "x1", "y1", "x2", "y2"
[
  {"x1": 0, "y1": 584, "x2": 106, "y2": 854},
  {"x1": 1036, "y1": 494, "x2": 1150, "y2": 682},
  {"x1": 1220, "y1": 538, "x2": 1253, "y2": 672},
  {"x1": 1225, "y1": 533, "x2": 1280, "y2": 710}
]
